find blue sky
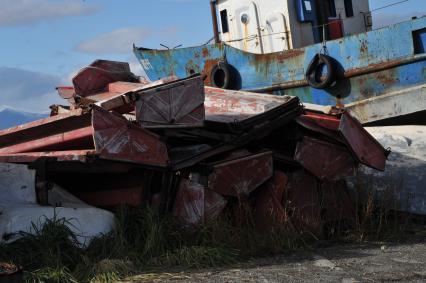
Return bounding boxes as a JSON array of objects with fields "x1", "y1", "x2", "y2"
[{"x1": 0, "y1": 0, "x2": 425, "y2": 112}]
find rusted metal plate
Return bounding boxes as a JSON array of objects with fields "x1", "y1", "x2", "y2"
[
  {"x1": 173, "y1": 177, "x2": 227, "y2": 226},
  {"x1": 0, "y1": 110, "x2": 92, "y2": 155},
  {"x1": 0, "y1": 126, "x2": 93, "y2": 154},
  {"x1": 296, "y1": 110, "x2": 388, "y2": 171},
  {"x1": 205, "y1": 87, "x2": 299, "y2": 129},
  {"x1": 254, "y1": 171, "x2": 288, "y2": 230},
  {"x1": 0, "y1": 108, "x2": 85, "y2": 138},
  {"x1": 135, "y1": 76, "x2": 205, "y2": 128},
  {"x1": 295, "y1": 137, "x2": 357, "y2": 181},
  {"x1": 92, "y1": 107, "x2": 169, "y2": 167},
  {"x1": 204, "y1": 151, "x2": 273, "y2": 197},
  {"x1": 0, "y1": 107, "x2": 169, "y2": 167},
  {"x1": 95, "y1": 76, "x2": 179, "y2": 112},
  {"x1": 296, "y1": 111, "x2": 342, "y2": 141},
  {"x1": 346, "y1": 84, "x2": 426, "y2": 125},
  {"x1": 339, "y1": 112, "x2": 388, "y2": 171},
  {"x1": 286, "y1": 171, "x2": 322, "y2": 235},
  {"x1": 73, "y1": 60, "x2": 138, "y2": 97},
  {"x1": 135, "y1": 18, "x2": 426, "y2": 119}
]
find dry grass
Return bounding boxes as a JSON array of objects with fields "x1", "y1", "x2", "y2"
[{"x1": 0, "y1": 182, "x2": 422, "y2": 282}]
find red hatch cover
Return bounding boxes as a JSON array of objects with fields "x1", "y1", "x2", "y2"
[
  {"x1": 136, "y1": 76, "x2": 205, "y2": 128},
  {"x1": 92, "y1": 107, "x2": 169, "y2": 167},
  {"x1": 206, "y1": 151, "x2": 274, "y2": 197},
  {"x1": 339, "y1": 112, "x2": 389, "y2": 171}
]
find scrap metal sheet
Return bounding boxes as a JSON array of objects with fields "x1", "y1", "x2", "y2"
[
  {"x1": 135, "y1": 76, "x2": 205, "y2": 128},
  {"x1": 295, "y1": 137, "x2": 357, "y2": 180},
  {"x1": 73, "y1": 60, "x2": 138, "y2": 96},
  {"x1": 205, "y1": 151, "x2": 274, "y2": 197},
  {"x1": 204, "y1": 87, "x2": 298, "y2": 126},
  {"x1": 339, "y1": 112, "x2": 388, "y2": 171},
  {"x1": 254, "y1": 171, "x2": 288, "y2": 230},
  {"x1": 173, "y1": 178, "x2": 227, "y2": 226},
  {"x1": 92, "y1": 107, "x2": 169, "y2": 166},
  {"x1": 0, "y1": 107, "x2": 169, "y2": 167}
]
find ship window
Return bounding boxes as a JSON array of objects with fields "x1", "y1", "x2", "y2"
[
  {"x1": 327, "y1": 0, "x2": 337, "y2": 18},
  {"x1": 344, "y1": 0, "x2": 354, "y2": 17},
  {"x1": 413, "y1": 28, "x2": 426, "y2": 54},
  {"x1": 220, "y1": 9, "x2": 229, "y2": 33}
]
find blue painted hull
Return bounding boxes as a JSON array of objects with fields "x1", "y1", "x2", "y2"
[{"x1": 134, "y1": 17, "x2": 426, "y2": 107}]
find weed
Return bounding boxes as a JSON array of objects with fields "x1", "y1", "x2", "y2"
[
  {"x1": 0, "y1": 184, "x2": 421, "y2": 283},
  {"x1": 26, "y1": 267, "x2": 78, "y2": 283}
]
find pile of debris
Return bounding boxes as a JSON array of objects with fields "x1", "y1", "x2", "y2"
[{"x1": 0, "y1": 60, "x2": 389, "y2": 239}]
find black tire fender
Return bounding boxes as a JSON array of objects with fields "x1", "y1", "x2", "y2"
[
  {"x1": 305, "y1": 54, "x2": 336, "y2": 89},
  {"x1": 210, "y1": 62, "x2": 234, "y2": 89}
]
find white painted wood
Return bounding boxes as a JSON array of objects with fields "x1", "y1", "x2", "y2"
[{"x1": 216, "y1": 0, "x2": 371, "y2": 53}]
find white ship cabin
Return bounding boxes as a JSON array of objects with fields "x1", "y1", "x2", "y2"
[{"x1": 211, "y1": 0, "x2": 372, "y2": 54}]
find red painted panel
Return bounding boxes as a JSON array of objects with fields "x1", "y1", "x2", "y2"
[
  {"x1": 328, "y1": 19, "x2": 344, "y2": 40},
  {"x1": 254, "y1": 171, "x2": 288, "y2": 230},
  {"x1": 286, "y1": 171, "x2": 322, "y2": 235},
  {"x1": 339, "y1": 112, "x2": 388, "y2": 171},
  {"x1": 72, "y1": 60, "x2": 138, "y2": 96},
  {"x1": 0, "y1": 126, "x2": 93, "y2": 154},
  {"x1": 207, "y1": 151, "x2": 274, "y2": 197},
  {"x1": 0, "y1": 109, "x2": 84, "y2": 137},
  {"x1": 136, "y1": 76, "x2": 205, "y2": 128},
  {"x1": 173, "y1": 178, "x2": 227, "y2": 226},
  {"x1": 297, "y1": 111, "x2": 341, "y2": 132},
  {"x1": 205, "y1": 86, "x2": 297, "y2": 124},
  {"x1": 92, "y1": 107, "x2": 169, "y2": 167},
  {"x1": 295, "y1": 137, "x2": 357, "y2": 180}
]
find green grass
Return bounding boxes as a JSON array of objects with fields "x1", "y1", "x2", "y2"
[
  {"x1": 0, "y1": 203, "x2": 305, "y2": 282},
  {"x1": 0, "y1": 188, "x2": 419, "y2": 283}
]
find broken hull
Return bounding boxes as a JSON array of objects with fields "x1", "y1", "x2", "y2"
[{"x1": 134, "y1": 18, "x2": 426, "y2": 123}]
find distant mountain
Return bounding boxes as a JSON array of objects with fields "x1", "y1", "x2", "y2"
[{"x1": 0, "y1": 106, "x2": 47, "y2": 130}]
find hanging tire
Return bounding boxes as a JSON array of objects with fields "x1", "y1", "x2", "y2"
[
  {"x1": 305, "y1": 54, "x2": 336, "y2": 89},
  {"x1": 210, "y1": 62, "x2": 235, "y2": 89}
]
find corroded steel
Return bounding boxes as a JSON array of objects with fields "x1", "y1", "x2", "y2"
[
  {"x1": 339, "y1": 112, "x2": 388, "y2": 171},
  {"x1": 295, "y1": 137, "x2": 357, "y2": 180},
  {"x1": 254, "y1": 171, "x2": 288, "y2": 230},
  {"x1": 205, "y1": 87, "x2": 299, "y2": 129},
  {"x1": 135, "y1": 76, "x2": 205, "y2": 128},
  {"x1": 296, "y1": 111, "x2": 389, "y2": 171},
  {"x1": 73, "y1": 60, "x2": 138, "y2": 96},
  {"x1": 286, "y1": 171, "x2": 322, "y2": 234},
  {"x1": 204, "y1": 151, "x2": 273, "y2": 197},
  {"x1": 134, "y1": 17, "x2": 426, "y2": 120},
  {"x1": 92, "y1": 107, "x2": 169, "y2": 166},
  {"x1": 173, "y1": 177, "x2": 227, "y2": 226},
  {"x1": 0, "y1": 107, "x2": 170, "y2": 167}
]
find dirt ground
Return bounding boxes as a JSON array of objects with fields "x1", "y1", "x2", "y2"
[{"x1": 122, "y1": 230, "x2": 426, "y2": 283}]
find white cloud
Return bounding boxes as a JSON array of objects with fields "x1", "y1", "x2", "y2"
[
  {"x1": 0, "y1": 67, "x2": 63, "y2": 112},
  {"x1": 75, "y1": 26, "x2": 182, "y2": 55},
  {"x1": 0, "y1": 0, "x2": 100, "y2": 27},
  {"x1": 75, "y1": 27, "x2": 152, "y2": 54}
]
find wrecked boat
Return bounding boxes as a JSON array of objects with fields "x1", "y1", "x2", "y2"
[
  {"x1": 134, "y1": 0, "x2": 426, "y2": 125},
  {"x1": 0, "y1": 60, "x2": 391, "y2": 242}
]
